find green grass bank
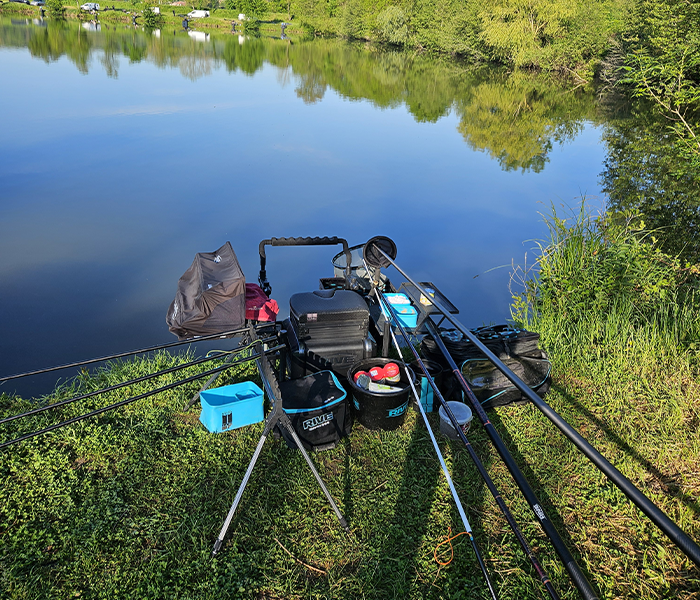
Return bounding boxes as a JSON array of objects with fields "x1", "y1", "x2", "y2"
[
  {"x1": 1, "y1": 206, "x2": 700, "y2": 598},
  {"x1": 0, "y1": 0, "x2": 296, "y2": 35}
]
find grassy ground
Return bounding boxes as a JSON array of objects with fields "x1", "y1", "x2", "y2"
[
  {"x1": 2, "y1": 210, "x2": 700, "y2": 598},
  {"x1": 2, "y1": 340, "x2": 699, "y2": 597}
]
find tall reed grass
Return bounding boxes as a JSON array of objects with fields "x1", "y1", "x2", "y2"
[
  {"x1": 512, "y1": 204, "x2": 700, "y2": 365},
  {"x1": 504, "y1": 205, "x2": 700, "y2": 596}
]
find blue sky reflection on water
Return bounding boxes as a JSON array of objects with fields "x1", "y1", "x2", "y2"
[{"x1": 0, "y1": 32, "x2": 607, "y2": 397}]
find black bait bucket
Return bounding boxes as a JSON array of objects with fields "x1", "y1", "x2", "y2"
[{"x1": 347, "y1": 358, "x2": 415, "y2": 430}]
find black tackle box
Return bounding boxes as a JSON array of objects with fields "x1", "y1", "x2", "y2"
[{"x1": 285, "y1": 289, "x2": 376, "y2": 378}]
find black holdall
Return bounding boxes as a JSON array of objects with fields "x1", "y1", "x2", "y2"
[
  {"x1": 421, "y1": 324, "x2": 552, "y2": 409},
  {"x1": 276, "y1": 371, "x2": 352, "y2": 452}
]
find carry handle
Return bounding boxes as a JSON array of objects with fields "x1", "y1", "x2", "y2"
[{"x1": 258, "y1": 236, "x2": 352, "y2": 296}]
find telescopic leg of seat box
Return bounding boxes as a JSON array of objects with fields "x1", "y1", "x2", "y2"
[{"x1": 211, "y1": 325, "x2": 349, "y2": 556}]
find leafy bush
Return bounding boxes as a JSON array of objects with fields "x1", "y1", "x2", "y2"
[
  {"x1": 46, "y1": 0, "x2": 65, "y2": 16},
  {"x1": 240, "y1": 16, "x2": 261, "y2": 33},
  {"x1": 237, "y1": 0, "x2": 266, "y2": 20},
  {"x1": 376, "y1": 6, "x2": 409, "y2": 46},
  {"x1": 621, "y1": 0, "x2": 700, "y2": 155},
  {"x1": 142, "y1": 6, "x2": 163, "y2": 28},
  {"x1": 339, "y1": 0, "x2": 363, "y2": 39}
]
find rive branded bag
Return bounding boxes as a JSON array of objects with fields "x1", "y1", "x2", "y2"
[
  {"x1": 276, "y1": 371, "x2": 352, "y2": 451},
  {"x1": 421, "y1": 324, "x2": 551, "y2": 409}
]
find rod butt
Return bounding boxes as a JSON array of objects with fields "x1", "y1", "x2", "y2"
[{"x1": 566, "y1": 561, "x2": 598, "y2": 600}]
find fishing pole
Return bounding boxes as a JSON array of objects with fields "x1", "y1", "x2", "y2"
[
  {"x1": 184, "y1": 351, "x2": 237, "y2": 412},
  {"x1": 368, "y1": 238, "x2": 700, "y2": 569},
  {"x1": 0, "y1": 325, "x2": 259, "y2": 383},
  {"x1": 0, "y1": 345, "x2": 284, "y2": 450},
  {"x1": 365, "y1": 239, "x2": 597, "y2": 600},
  {"x1": 0, "y1": 337, "x2": 277, "y2": 426},
  {"x1": 375, "y1": 290, "x2": 560, "y2": 600},
  {"x1": 374, "y1": 298, "x2": 499, "y2": 600}
]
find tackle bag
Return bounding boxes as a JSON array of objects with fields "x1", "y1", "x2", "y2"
[
  {"x1": 461, "y1": 353, "x2": 551, "y2": 408},
  {"x1": 276, "y1": 371, "x2": 352, "y2": 451},
  {"x1": 421, "y1": 324, "x2": 551, "y2": 409},
  {"x1": 166, "y1": 242, "x2": 246, "y2": 340}
]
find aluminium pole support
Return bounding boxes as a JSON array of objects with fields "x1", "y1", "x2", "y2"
[{"x1": 211, "y1": 332, "x2": 349, "y2": 557}]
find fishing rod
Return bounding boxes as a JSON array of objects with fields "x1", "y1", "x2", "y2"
[
  {"x1": 374, "y1": 295, "x2": 499, "y2": 600},
  {"x1": 367, "y1": 237, "x2": 700, "y2": 568},
  {"x1": 184, "y1": 351, "x2": 237, "y2": 412},
  {"x1": 0, "y1": 345, "x2": 284, "y2": 451},
  {"x1": 0, "y1": 336, "x2": 277, "y2": 426},
  {"x1": 0, "y1": 325, "x2": 258, "y2": 383},
  {"x1": 364, "y1": 239, "x2": 596, "y2": 599},
  {"x1": 375, "y1": 290, "x2": 560, "y2": 600}
]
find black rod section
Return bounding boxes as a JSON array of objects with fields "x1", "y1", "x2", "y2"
[
  {"x1": 377, "y1": 294, "x2": 499, "y2": 600},
  {"x1": 376, "y1": 245, "x2": 700, "y2": 568},
  {"x1": 425, "y1": 319, "x2": 590, "y2": 598},
  {"x1": 0, "y1": 346, "x2": 283, "y2": 450},
  {"x1": 0, "y1": 337, "x2": 277, "y2": 426},
  {"x1": 469, "y1": 533, "x2": 499, "y2": 600},
  {"x1": 377, "y1": 293, "x2": 560, "y2": 600},
  {"x1": 0, "y1": 326, "x2": 254, "y2": 382},
  {"x1": 372, "y1": 249, "x2": 598, "y2": 599}
]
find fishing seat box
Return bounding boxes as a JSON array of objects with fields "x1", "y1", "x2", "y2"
[{"x1": 285, "y1": 289, "x2": 376, "y2": 379}]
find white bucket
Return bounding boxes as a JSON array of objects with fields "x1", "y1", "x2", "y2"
[{"x1": 438, "y1": 401, "x2": 473, "y2": 440}]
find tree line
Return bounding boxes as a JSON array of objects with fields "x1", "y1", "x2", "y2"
[{"x1": 284, "y1": 0, "x2": 699, "y2": 154}]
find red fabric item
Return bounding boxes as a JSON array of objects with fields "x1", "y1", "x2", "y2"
[{"x1": 245, "y1": 284, "x2": 279, "y2": 322}]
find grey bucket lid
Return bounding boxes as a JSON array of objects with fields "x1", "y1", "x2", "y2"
[{"x1": 438, "y1": 401, "x2": 473, "y2": 427}]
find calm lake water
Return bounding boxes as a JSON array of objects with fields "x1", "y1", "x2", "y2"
[{"x1": 0, "y1": 17, "x2": 609, "y2": 398}]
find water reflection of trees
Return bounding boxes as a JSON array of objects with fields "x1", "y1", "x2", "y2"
[
  {"x1": 457, "y1": 74, "x2": 592, "y2": 172},
  {"x1": 601, "y1": 108, "x2": 700, "y2": 264},
  {"x1": 178, "y1": 46, "x2": 214, "y2": 80},
  {"x1": 99, "y1": 29, "x2": 120, "y2": 78},
  {"x1": 224, "y1": 36, "x2": 266, "y2": 75},
  {"x1": 1, "y1": 17, "x2": 599, "y2": 173},
  {"x1": 6, "y1": 17, "x2": 697, "y2": 261},
  {"x1": 27, "y1": 23, "x2": 64, "y2": 63}
]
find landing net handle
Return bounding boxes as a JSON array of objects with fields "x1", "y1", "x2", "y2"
[{"x1": 258, "y1": 237, "x2": 352, "y2": 296}]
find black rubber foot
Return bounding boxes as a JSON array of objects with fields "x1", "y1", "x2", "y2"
[{"x1": 211, "y1": 539, "x2": 222, "y2": 557}]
